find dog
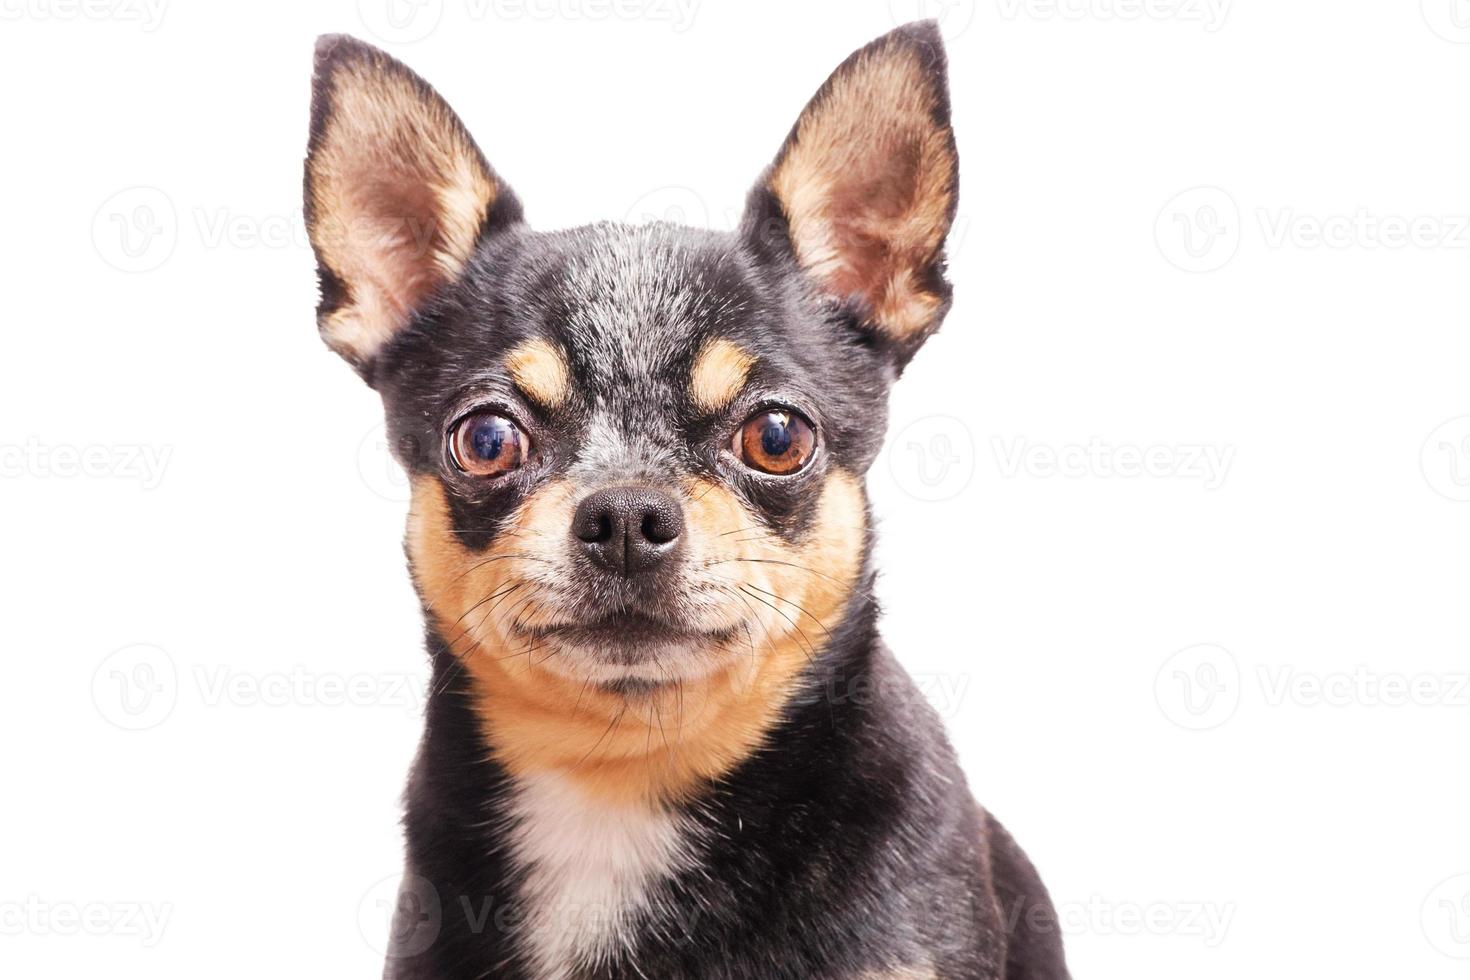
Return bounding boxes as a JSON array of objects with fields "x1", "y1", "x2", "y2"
[{"x1": 303, "y1": 21, "x2": 1069, "y2": 980}]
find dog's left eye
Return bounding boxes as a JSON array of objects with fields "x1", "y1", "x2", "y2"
[
  {"x1": 449, "y1": 412, "x2": 528, "y2": 477},
  {"x1": 734, "y1": 409, "x2": 817, "y2": 475}
]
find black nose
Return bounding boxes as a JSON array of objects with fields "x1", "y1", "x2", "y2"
[{"x1": 572, "y1": 486, "x2": 685, "y2": 576}]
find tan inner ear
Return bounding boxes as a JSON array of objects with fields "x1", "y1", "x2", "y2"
[
  {"x1": 770, "y1": 40, "x2": 955, "y2": 342},
  {"x1": 308, "y1": 58, "x2": 496, "y2": 364}
]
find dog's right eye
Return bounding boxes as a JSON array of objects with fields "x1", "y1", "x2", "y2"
[{"x1": 449, "y1": 412, "x2": 529, "y2": 477}]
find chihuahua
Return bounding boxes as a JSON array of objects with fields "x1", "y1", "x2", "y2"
[{"x1": 304, "y1": 22, "x2": 1068, "y2": 980}]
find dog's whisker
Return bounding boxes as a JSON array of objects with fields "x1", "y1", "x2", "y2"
[
  {"x1": 709, "y1": 556, "x2": 880, "y2": 605},
  {"x1": 738, "y1": 585, "x2": 819, "y2": 666},
  {"x1": 742, "y1": 582, "x2": 834, "y2": 637},
  {"x1": 567, "y1": 701, "x2": 629, "y2": 776},
  {"x1": 447, "y1": 553, "x2": 548, "y2": 586}
]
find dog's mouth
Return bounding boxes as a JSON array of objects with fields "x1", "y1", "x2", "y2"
[
  {"x1": 509, "y1": 609, "x2": 743, "y2": 688},
  {"x1": 521, "y1": 612, "x2": 738, "y2": 654}
]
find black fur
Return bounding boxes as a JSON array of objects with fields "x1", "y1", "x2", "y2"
[{"x1": 305, "y1": 21, "x2": 1069, "y2": 980}]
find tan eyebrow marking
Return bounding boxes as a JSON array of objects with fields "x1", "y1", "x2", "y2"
[
  {"x1": 689, "y1": 338, "x2": 756, "y2": 413},
  {"x1": 505, "y1": 338, "x2": 571, "y2": 409}
]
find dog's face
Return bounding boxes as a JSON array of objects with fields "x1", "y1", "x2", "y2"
[{"x1": 305, "y1": 25, "x2": 956, "y2": 799}]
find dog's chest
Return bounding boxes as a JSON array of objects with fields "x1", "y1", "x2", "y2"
[{"x1": 504, "y1": 773, "x2": 694, "y2": 980}]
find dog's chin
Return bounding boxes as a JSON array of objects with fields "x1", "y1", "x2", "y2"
[{"x1": 517, "y1": 613, "x2": 742, "y2": 690}]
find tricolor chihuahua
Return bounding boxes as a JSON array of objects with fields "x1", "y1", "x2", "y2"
[{"x1": 304, "y1": 22, "x2": 1068, "y2": 980}]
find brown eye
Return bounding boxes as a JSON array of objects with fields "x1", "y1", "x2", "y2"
[
  {"x1": 735, "y1": 409, "x2": 817, "y2": 475},
  {"x1": 449, "y1": 412, "x2": 528, "y2": 477}
]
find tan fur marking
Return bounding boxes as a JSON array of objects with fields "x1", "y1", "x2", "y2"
[
  {"x1": 769, "y1": 36, "x2": 954, "y2": 342},
  {"x1": 407, "y1": 470, "x2": 866, "y2": 806},
  {"x1": 308, "y1": 52, "x2": 495, "y2": 364},
  {"x1": 856, "y1": 968, "x2": 937, "y2": 980},
  {"x1": 689, "y1": 338, "x2": 756, "y2": 413},
  {"x1": 506, "y1": 338, "x2": 571, "y2": 409}
]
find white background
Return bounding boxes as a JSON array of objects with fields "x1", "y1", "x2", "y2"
[{"x1": 2, "y1": 1, "x2": 1468, "y2": 977}]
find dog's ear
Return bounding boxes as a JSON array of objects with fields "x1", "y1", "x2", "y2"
[
  {"x1": 742, "y1": 21, "x2": 958, "y2": 370},
  {"x1": 304, "y1": 35, "x2": 522, "y2": 375}
]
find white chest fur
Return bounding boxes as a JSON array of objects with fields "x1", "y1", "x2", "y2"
[{"x1": 505, "y1": 773, "x2": 694, "y2": 980}]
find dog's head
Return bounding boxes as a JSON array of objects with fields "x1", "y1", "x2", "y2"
[{"x1": 304, "y1": 23, "x2": 957, "y2": 799}]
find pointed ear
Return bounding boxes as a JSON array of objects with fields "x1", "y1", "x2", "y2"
[
  {"x1": 304, "y1": 35, "x2": 522, "y2": 374},
  {"x1": 743, "y1": 21, "x2": 958, "y2": 368}
]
